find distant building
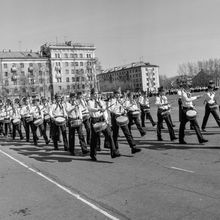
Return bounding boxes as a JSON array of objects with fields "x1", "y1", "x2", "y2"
[
  {"x1": 97, "y1": 62, "x2": 160, "y2": 93},
  {"x1": 40, "y1": 41, "x2": 98, "y2": 96},
  {"x1": 0, "y1": 51, "x2": 50, "y2": 99},
  {"x1": 0, "y1": 41, "x2": 100, "y2": 99}
]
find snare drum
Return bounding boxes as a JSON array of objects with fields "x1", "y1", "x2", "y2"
[
  {"x1": 116, "y1": 116, "x2": 129, "y2": 127},
  {"x1": 12, "y1": 118, "x2": 20, "y2": 125},
  {"x1": 130, "y1": 110, "x2": 140, "y2": 117},
  {"x1": 69, "y1": 119, "x2": 82, "y2": 128},
  {"x1": 44, "y1": 114, "x2": 50, "y2": 122},
  {"x1": 33, "y1": 118, "x2": 43, "y2": 127},
  {"x1": 141, "y1": 105, "x2": 150, "y2": 112},
  {"x1": 208, "y1": 103, "x2": 218, "y2": 110},
  {"x1": 25, "y1": 116, "x2": 33, "y2": 123},
  {"x1": 54, "y1": 116, "x2": 66, "y2": 126},
  {"x1": 186, "y1": 110, "x2": 197, "y2": 120},
  {"x1": 4, "y1": 117, "x2": 11, "y2": 124},
  {"x1": 93, "y1": 121, "x2": 107, "y2": 133}
]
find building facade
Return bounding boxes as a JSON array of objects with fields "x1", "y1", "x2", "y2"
[
  {"x1": 0, "y1": 52, "x2": 51, "y2": 99},
  {"x1": 0, "y1": 41, "x2": 99, "y2": 99},
  {"x1": 97, "y1": 62, "x2": 160, "y2": 93},
  {"x1": 40, "y1": 41, "x2": 98, "y2": 96}
]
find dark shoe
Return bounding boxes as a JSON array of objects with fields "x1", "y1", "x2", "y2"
[
  {"x1": 36, "y1": 136, "x2": 39, "y2": 141},
  {"x1": 199, "y1": 139, "x2": 208, "y2": 144},
  {"x1": 141, "y1": 132, "x2": 146, "y2": 137},
  {"x1": 179, "y1": 140, "x2": 187, "y2": 144},
  {"x1": 142, "y1": 125, "x2": 145, "y2": 128},
  {"x1": 111, "y1": 150, "x2": 121, "y2": 158},
  {"x1": 34, "y1": 142, "x2": 38, "y2": 146},
  {"x1": 172, "y1": 124, "x2": 176, "y2": 127},
  {"x1": 46, "y1": 140, "x2": 50, "y2": 145},
  {"x1": 201, "y1": 128, "x2": 206, "y2": 132},
  {"x1": 158, "y1": 137, "x2": 163, "y2": 141},
  {"x1": 82, "y1": 149, "x2": 90, "y2": 155},
  {"x1": 64, "y1": 146, "x2": 68, "y2": 151},
  {"x1": 171, "y1": 136, "x2": 178, "y2": 141},
  {"x1": 131, "y1": 147, "x2": 141, "y2": 154},
  {"x1": 20, "y1": 136, "x2": 24, "y2": 140},
  {"x1": 70, "y1": 151, "x2": 75, "y2": 156},
  {"x1": 96, "y1": 146, "x2": 102, "y2": 151},
  {"x1": 90, "y1": 155, "x2": 97, "y2": 161},
  {"x1": 161, "y1": 126, "x2": 165, "y2": 129},
  {"x1": 152, "y1": 123, "x2": 156, "y2": 127}
]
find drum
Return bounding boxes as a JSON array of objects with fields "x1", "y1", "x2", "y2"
[
  {"x1": 116, "y1": 116, "x2": 129, "y2": 127},
  {"x1": 161, "y1": 109, "x2": 170, "y2": 117},
  {"x1": 186, "y1": 110, "x2": 197, "y2": 120},
  {"x1": 130, "y1": 110, "x2": 140, "y2": 117},
  {"x1": 93, "y1": 121, "x2": 107, "y2": 133},
  {"x1": 209, "y1": 103, "x2": 218, "y2": 110},
  {"x1": 0, "y1": 118, "x2": 4, "y2": 123},
  {"x1": 4, "y1": 117, "x2": 11, "y2": 124},
  {"x1": 82, "y1": 114, "x2": 90, "y2": 121},
  {"x1": 12, "y1": 118, "x2": 20, "y2": 125},
  {"x1": 44, "y1": 114, "x2": 50, "y2": 122},
  {"x1": 69, "y1": 119, "x2": 82, "y2": 128},
  {"x1": 141, "y1": 105, "x2": 150, "y2": 112},
  {"x1": 54, "y1": 116, "x2": 66, "y2": 126},
  {"x1": 33, "y1": 118, "x2": 43, "y2": 127},
  {"x1": 25, "y1": 116, "x2": 33, "y2": 123}
]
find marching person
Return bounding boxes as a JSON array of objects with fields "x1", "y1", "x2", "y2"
[
  {"x1": 138, "y1": 91, "x2": 156, "y2": 128},
  {"x1": 156, "y1": 87, "x2": 177, "y2": 141},
  {"x1": 32, "y1": 98, "x2": 50, "y2": 146},
  {"x1": 40, "y1": 97, "x2": 51, "y2": 137},
  {"x1": 11, "y1": 99, "x2": 23, "y2": 140},
  {"x1": 201, "y1": 83, "x2": 220, "y2": 131},
  {"x1": 179, "y1": 85, "x2": 208, "y2": 144},
  {"x1": 4, "y1": 98, "x2": 13, "y2": 137},
  {"x1": 49, "y1": 93, "x2": 68, "y2": 151},
  {"x1": 109, "y1": 89, "x2": 141, "y2": 154},
  {"x1": 77, "y1": 91, "x2": 91, "y2": 146},
  {"x1": 20, "y1": 97, "x2": 36, "y2": 143},
  {"x1": 125, "y1": 92, "x2": 146, "y2": 137},
  {"x1": 88, "y1": 88, "x2": 120, "y2": 161},
  {"x1": 66, "y1": 92, "x2": 89, "y2": 155}
]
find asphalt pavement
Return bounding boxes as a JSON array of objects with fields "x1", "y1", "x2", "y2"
[{"x1": 1, "y1": 100, "x2": 220, "y2": 220}]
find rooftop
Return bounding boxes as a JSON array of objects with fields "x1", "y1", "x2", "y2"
[
  {"x1": 42, "y1": 41, "x2": 95, "y2": 48},
  {"x1": 0, "y1": 51, "x2": 44, "y2": 59},
  {"x1": 100, "y1": 61, "x2": 159, "y2": 74}
]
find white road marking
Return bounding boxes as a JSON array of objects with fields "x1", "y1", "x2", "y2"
[
  {"x1": 170, "y1": 166, "x2": 195, "y2": 173},
  {"x1": 0, "y1": 149, "x2": 120, "y2": 220}
]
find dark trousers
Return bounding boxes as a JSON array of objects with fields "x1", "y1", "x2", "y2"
[
  {"x1": 23, "y1": 119, "x2": 37, "y2": 143},
  {"x1": 178, "y1": 98, "x2": 182, "y2": 122},
  {"x1": 69, "y1": 124, "x2": 88, "y2": 153},
  {"x1": 33, "y1": 119, "x2": 49, "y2": 144},
  {"x1": 83, "y1": 117, "x2": 91, "y2": 146},
  {"x1": 141, "y1": 108, "x2": 156, "y2": 127},
  {"x1": 4, "y1": 123, "x2": 12, "y2": 136},
  {"x1": 111, "y1": 114, "x2": 135, "y2": 149},
  {"x1": 157, "y1": 111, "x2": 175, "y2": 140},
  {"x1": 128, "y1": 112, "x2": 145, "y2": 136},
  {"x1": 202, "y1": 104, "x2": 220, "y2": 129},
  {"x1": 51, "y1": 121, "x2": 68, "y2": 150},
  {"x1": 12, "y1": 122, "x2": 23, "y2": 140},
  {"x1": 179, "y1": 108, "x2": 204, "y2": 142},
  {"x1": 90, "y1": 117, "x2": 116, "y2": 157}
]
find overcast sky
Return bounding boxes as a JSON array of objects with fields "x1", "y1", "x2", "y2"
[{"x1": 1, "y1": 0, "x2": 220, "y2": 77}]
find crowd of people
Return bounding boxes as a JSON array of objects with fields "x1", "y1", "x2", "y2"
[{"x1": 0, "y1": 80, "x2": 219, "y2": 161}]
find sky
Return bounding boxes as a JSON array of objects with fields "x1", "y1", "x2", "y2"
[{"x1": 1, "y1": 0, "x2": 220, "y2": 77}]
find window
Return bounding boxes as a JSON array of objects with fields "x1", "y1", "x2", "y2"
[
  {"x1": 38, "y1": 63, "x2": 42, "y2": 67},
  {"x1": 71, "y1": 62, "x2": 74, "y2": 67},
  {"x1": 72, "y1": 84, "x2": 75, "y2": 89},
  {"x1": 75, "y1": 62, "x2": 78, "y2": 66},
  {"x1": 65, "y1": 62, "x2": 68, "y2": 67},
  {"x1": 72, "y1": 77, "x2": 75, "y2": 82},
  {"x1": 76, "y1": 69, "x2": 79, "y2": 74},
  {"x1": 66, "y1": 69, "x2": 69, "y2": 74},
  {"x1": 70, "y1": 53, "x2": 74, "y2": 58},
  {"x1": 80, "y1": 54, "x2": 83, "y2": 58},
  {"x1": 20, "y1": 63, "x2": 24, "y2": 68},
  {"x1": 66, "y1": 77, "x2": 69, "y2": 82},
  {"x1": 67, "y1": 85, "x2": 70, "y2": 90},
  {"x1": 81, "y1": 77, "x2": 84, "y2": 81},
  {"x1": 5, "y1": 72, "x2": 8, "y2": 77},
  {"x1": 59, "y1": 86, "x2": 62, "y2": 90},
  {"x1": 71, "y1": 69, "x2": 75, "y2": 74},
  {"x1": 74, "y1": 54, "x2": 78, "y2": 58},
  {"x1": 76, "y1": 77, "x2": 79, "y2": 82},
  {"x1": 64, "y1": 53, "x2": 68, "y2": 58},
  {"x1": 29, "y1": 63, "x2": 33, "y2": 67},
  {"x1": 80, "y1": 62, "x2": 83, "y2": 66},
  {"x1": 82, "y1": 84, "x2": 85, "y2": 89},
  {"x1": 80, "y1": 69, "x2": 84, "y2": 74}
]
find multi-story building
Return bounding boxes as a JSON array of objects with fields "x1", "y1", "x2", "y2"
[
  {"x1": 40, "y1": 41, "x2": 98, "y2": 96},
  {"x1": 0, "y1": 41, "x2": 100, "y2": 99},
  {"x1": 97, "y1": 61, "x2": 160, "y2": 93},
  {"x1": 0, "y1": 51, "x2": 51, "y2": 99}
]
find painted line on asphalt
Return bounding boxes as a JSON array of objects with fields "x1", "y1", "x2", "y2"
[
  {"x1": 0, "y1": 149, "x2": 120, "y2": 220},
  {"x1": 170, "y1": 166, "x2": 195, "y2": 173}
]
